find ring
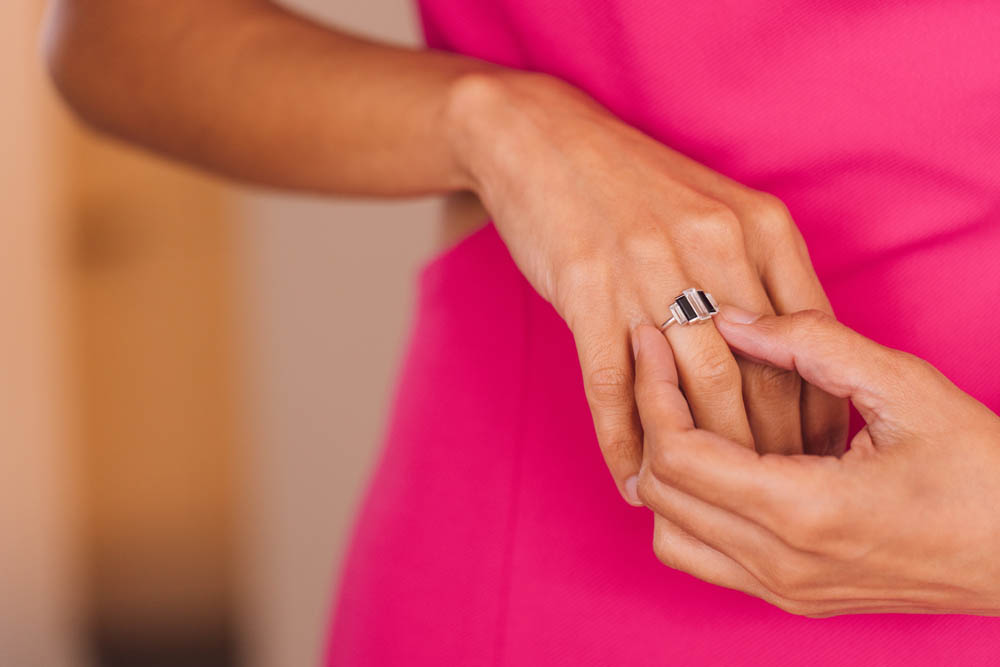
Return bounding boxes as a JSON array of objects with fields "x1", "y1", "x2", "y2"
[{"x1": 660, "y1": 288, "x2": 719, "y2": 329}]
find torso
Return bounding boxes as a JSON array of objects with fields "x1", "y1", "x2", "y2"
[{"x1": 329, "y1": 3, "x2": 1000, "y2": 664}]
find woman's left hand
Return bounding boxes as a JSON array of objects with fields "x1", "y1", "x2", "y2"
[{"x1": 631, "y1": 306, "x2": 1000, "y2": 617}]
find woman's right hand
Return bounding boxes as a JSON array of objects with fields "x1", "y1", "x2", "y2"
[{"x1": 444, "y1": 72, "x2": 848, "y2": 505}]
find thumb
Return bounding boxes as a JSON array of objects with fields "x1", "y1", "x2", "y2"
[
  {"x1": 631, "y1": 325, "x2": 695, "y2": 435},
  {"x1": 714, "y1": 306, "x2": 911, "y2": 421}
]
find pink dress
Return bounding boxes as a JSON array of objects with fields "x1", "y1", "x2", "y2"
[{"x1": 328, "y1": 2, "x2": 1000, "y2": 664}]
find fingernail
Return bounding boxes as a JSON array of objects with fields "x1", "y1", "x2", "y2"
[
  {"x1": 623, "y1": 475, "x2": 642, "y2": 506},
  {"x1": 719, "y1": 304, "x2": 761, "y2": 324}
]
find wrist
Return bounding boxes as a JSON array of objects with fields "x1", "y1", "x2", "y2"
[{"x1": 442, "y1": 69, "x2": 593, "y2": 200}]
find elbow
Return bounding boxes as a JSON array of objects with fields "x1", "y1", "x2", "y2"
[
  {"x1": 41, "y1": 4, "x2": 80, "y2": 109},
  {"x1": 41, "y1": 3, "x2": 113, "y2": 133}
]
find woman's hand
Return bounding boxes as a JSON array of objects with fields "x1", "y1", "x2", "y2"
[
  {"x1": 632, "y1": 308, "x2": 1000, "y2": 616},
  {"x1": 445, "y1": 72, "x2": 847, "y2": 504},
  {"x1": 46, "y1": 0, "x2": 845, "y2": 507}
]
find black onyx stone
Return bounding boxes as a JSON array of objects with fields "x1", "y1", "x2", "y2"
[
  {"x1": 676, "y1": 295, "x2": 697, "y2": 321},
  {"x1": 698, "y1": 290, "x2": 716, "y2": 313}
]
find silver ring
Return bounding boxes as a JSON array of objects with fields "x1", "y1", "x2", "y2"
[{"x1": 659, "y1": 288, "x2": 719, "y2": 330}]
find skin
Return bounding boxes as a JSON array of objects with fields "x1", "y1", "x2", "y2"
[
  {"x1": 632, "y1": 307, "x2": 1000, "y2": 616},
  {"x1": 43, "y1": 0, "x2": 846, "y2": 506}
]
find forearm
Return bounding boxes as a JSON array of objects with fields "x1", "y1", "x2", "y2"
[{"x1": 43, "y1": 0, "x2": 505, "y2": 196}]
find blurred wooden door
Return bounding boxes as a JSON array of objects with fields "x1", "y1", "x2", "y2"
[
  {"x1": 67, "y1": 113, "x2": 241, "y2": 665},
  {"x1": 3, "y1": 3, "x2": 240, "y2": 666}
]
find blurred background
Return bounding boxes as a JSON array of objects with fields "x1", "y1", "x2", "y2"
[{"x1": 2, "y1": 1, "x2": 440, "y2": 665}]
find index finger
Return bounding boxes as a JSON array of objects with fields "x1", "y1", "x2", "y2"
[
  {"x1": 634, "y1": 324, "x2": 834, "y2": 538},
  {"x1": 646, "y1": 427, "x2": 833, "y2": 539}
]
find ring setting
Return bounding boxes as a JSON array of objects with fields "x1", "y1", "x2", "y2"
[{"x1": 660, "y1": 288, "x2": 719, "y2": 329}]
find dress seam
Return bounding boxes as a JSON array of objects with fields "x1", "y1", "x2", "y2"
[{"x1": 491, "y1": 279, "x2": 533, "y2": 667}]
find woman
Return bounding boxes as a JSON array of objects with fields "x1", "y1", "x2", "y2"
[{"x1": 45, "y1": 0, "x2": 1000, "y2": 664}]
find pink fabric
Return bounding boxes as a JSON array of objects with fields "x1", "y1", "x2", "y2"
[{"x1": 327, "y1": 2, "x2": 1000, "y2": 664}]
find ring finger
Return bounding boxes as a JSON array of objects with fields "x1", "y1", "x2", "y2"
[{"x1": 654, "y1": 272, "x2": 800, "y2": 453}]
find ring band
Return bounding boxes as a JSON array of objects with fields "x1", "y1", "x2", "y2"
[{"x1": 660, "y1": 288, "x2": 719, "y2": 329}]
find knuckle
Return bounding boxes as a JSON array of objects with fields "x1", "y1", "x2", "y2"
[
  {"x1": 555, "y1": 255, "x2": 610, "y2": 311},
  {"x1": 647, "y1": 438, "x2": 673, "y2": 481},
  {"x1": 761, "y1": 556, "x2": 817, "y2": 600},
  {"x1": 634, "y1": 362, "x2": 679, "y2": 412},
  {"x1": 776, "y1": 598, "x2": 817, "y2": 617},
  {"x1": 788, "y1": 308, "x2": 832, "y2": 327},
  {"x1": 556, "y1": 255, "x2": 609, "y2": 293},
  {"x1": 646, "y1": 429, "x2": 697, "y2": 483},
  {"x1": 651, "y1": 522, "x2": 681, "y2": 569},
  {"x1": 652, "y1": 534, "x2": 676, "y2": 569},
  {"x1": 688, "y1": 345, "x2": 741, "y2": 390},
  {"x1": 700, "y1": 201, "x2": 742, "y2": 229},
  {"x1": 783, "y1": 497, "x2": 838, "y2": 551},
  {"x1": 690, "y1": 204, "x2": 744, "y2": 251},
  {"x1": 598, "y1": 425, "x2": 639, "y2": 462},
  {"x1": 650, "y1": 443, "x2": 675, "y2": 483},
  {"x1": 634, "y1": 387, "x2": 676, "y2": 429},
  {"x1": 744, "y1": 360, "x2": 801, "y2": 397},
  {"x1": 893, "y1": 350, "x2": 937, "y2": 383},
  {"x1": 632, "y1": 375, "x2": 661, "y2": 407},
  {"x1": 585, "y1": 363, "x2": 632, "y2": 408},
  {"x1": 880, "y1": 349, "x2": 929, "y2": 396},
  {"x1": 646, "y1": 434, "x2": 676, "y2": 481},
  {"x1": 744, "y1": 194, "x2": 806, "y2": 270},
  {"x1": 751, "y1": 192, "x2": 795, "y2": 234},
  {"x1": 636, "y1": 464, "x2": 660, "y2": 504}
]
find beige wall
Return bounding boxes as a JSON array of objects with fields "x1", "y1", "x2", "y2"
[
  {"x1": 0, "y1": 2, "x2": 81, "y2": 665},
  {"x1": 236, "y1": 2, "x2": 440, "y2": 666},
  {"x1": 0, "y1": 1, "x2": 438, "y2": 665}
]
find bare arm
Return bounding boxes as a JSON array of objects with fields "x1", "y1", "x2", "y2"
[
  {"x1": 45, "y1": 0, "x2": 847, "y2": 506},
  {"x1": 44, "y1": 0, "x2": 493, "y2": 195}
]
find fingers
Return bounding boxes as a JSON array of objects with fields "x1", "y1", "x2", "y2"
[
  {"x1": 632, "y1": 322, "x2": 807, "y2": 531},
  {"x1": 715, "y1": 261, "x2": 804, "y2": 454},
  {"x1": 638, "y1": 422, "x2": 845, "y2": 613},
  {"x1": 727, "y1": 273, "x2": 802, "y2": 455},
  {"x1": 650, "y1": 508, "x2": 885, "y2": 619},
  {"x1": 650, "y1": 255, "x2": 802, "y2": 453},
  {"x1": 641, "y1": 465, "x2": 788, "y2": 566},
  {"x1": 737, "y1": 357, "x2": 803, "y2": 455},
  {"x1": 575, "y1": 318, "x2": 644, "y2": 506},
  {"x1": 761, "y1": 236, "x2": 849, "y2": 455},
  {"x1": 801, "y1": 377, "x2": 849, "y2": 455},
  {"x1": 758, "y1": 226, "x2": 832, "y2": 317},
  {"x1": 631, "y1": 325, "x2": 694, "y2": 434},
  {"x1": 646, "y1": 426, "x2": 820, "y2": 537},
  {"x1": 632, "y1": 325, "x2": 783, "y2": 593},
  {"x1": 650, "y1": 514, "x2": 766, "y2": 598},
  {"x1": 662, "y1": 321, "x2": 755, "y2": 449},
  {"x1": 715, "y1": 307, "x2": 911, "y2": 422},
  {"x1": 652, "y1": 495, "x2": 906, "y2": 618}
]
